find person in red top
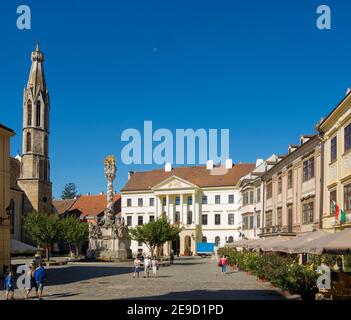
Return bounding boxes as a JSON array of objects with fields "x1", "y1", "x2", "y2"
[{"x1": 219, "y1": 256, "x2": 228, "y2": 275}]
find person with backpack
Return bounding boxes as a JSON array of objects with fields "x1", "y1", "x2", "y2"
[
  {"x1": 4, "y1": 270, "x2": 15, "y2": 300},
  {"x1": 34, "y1": 263, "x2": 47, "y2": 300},
  {"x1": 25, "y1": 263, "x2": 38, "y2": 299}
]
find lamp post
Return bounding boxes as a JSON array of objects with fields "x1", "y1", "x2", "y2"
[{"x1": 0, "y1": 200, "x2": 14, "y2": 225}]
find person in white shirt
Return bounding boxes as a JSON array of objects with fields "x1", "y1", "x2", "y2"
[
  {"x1": 151, "y1": 258, "x2": 159, "y2": 277},
  {"x1": 144, "y1": 256, "x2": 151, "y2": 278}
]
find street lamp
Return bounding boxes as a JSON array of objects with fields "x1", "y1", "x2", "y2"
[{"x1": 0, "y1": 199, "x2": 14, "y2": 225}]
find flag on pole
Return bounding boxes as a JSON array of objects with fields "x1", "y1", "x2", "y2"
[{"x1": 332, "y1": 201, "x2": 346, "y2": 224}]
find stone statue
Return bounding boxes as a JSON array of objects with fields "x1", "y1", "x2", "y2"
[
  {"x1": 100, "y1": 155, "x2": 117, "y2": 227},
  {"x1": 89, "y1": 223, "x2": 102, "y2": 238}
]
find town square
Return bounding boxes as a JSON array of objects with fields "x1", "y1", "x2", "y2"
[{"x1": 1, "y1": 0, "x2": 351, "y2": 305}]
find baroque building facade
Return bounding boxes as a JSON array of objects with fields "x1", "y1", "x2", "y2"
[
  {"x1": 318, "y1": 90, "x2": 351, "y2": 230},
  {"x1": 0, "y1": 124, "x2": 15, "y2": 277},
  {"x1": 121, "y1": 163, "x2": 255, "y2": 256}
]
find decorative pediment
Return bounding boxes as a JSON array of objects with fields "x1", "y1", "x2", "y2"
[{"x1": 152, "y1": 175, "x2": 197, "y2": 190}]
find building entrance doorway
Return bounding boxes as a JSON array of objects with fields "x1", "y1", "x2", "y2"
[{"x1": 172, "y1": 236, "x2": 180, "y2": 256}]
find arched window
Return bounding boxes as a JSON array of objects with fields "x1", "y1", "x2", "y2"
[
  {"x1": 26, "y1": 132, "x2": 32, "y2": 152},
  {"x1": 187, "y1": 211, "x2": 192, "y2": 225},
  {"x1": 36, "y1": 101, "x2": 41, "y2": 127},
  {"x1": 202, "y1": 236, "x2": 207, "y2": 243},
  {"x1": 44, "y1": 136, "x2": 48, "y2": 156},
  {"x1": 27, "y1": 101, "x2": 32, "y2": 126},
  {"x1": 228, "y1": 236, "x2": 234, "y2": 243},
  {"x1": 215, "y1": 236, "x2": 220, "y2": 246},
  {"x1": 174, "y1": 211, "x2": 180, "y2": 224}
]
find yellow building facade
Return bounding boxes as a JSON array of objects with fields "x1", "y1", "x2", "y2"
[
  {"x1": 319, "y1": 92, "x2": 351, "y2": 231},
  {"x1": 0, "y1": 124, "x2": 15, "y2": 277}
]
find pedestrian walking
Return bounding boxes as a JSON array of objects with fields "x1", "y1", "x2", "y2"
[
  {"x1": 25, "y1": 263, "x2": 38, "y2": 299},
  {"x1": 4, "y1": 270, "x2": 15, "y2": 300},
  {"x1": 133, "y1": 256, "x2": 141, "y2": 278},
  {"x1": 170, "y1": 249, "x2": 175, "y2": 264},
  {"x1": 34, "y1": 262, "x2": 47, "y2": 300},
  {"x1": 218, "y1": 255, "x2": 228, "y2": 275},
  {"x1": 144, "y1": 256, "x2": 151, "y2": 278},
  {"x1": 151, "y1": 257, "x2": 159, "y2": 277}
]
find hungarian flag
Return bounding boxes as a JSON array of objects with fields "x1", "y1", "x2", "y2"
[{"x1": 332, "y1": 201, "x2": 346, "y2": 223}]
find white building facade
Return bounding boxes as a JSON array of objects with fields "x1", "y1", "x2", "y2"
[{"x1": 121, "y1": 164, "x2": 255, "y2": 256}]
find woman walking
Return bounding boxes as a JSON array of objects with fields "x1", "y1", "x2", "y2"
[
  {"x1": 151, "y1": 257, "x2": 159, "y2": 277},
  {"x1": 25, "y1": 263, "x2": 38, "y2": 299},
  {"x1": 219, "y1": 255, "x2": 228, "y2": 275},
  {"x1": 133, "y1": 256, "x2": 141, "y2": 278}
]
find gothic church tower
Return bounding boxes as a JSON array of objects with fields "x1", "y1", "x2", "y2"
[{"x1": 17, "y1": 44, "x2": 52, "y2": 213}]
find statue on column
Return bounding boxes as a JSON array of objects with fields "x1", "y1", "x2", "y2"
[{"x1": 99, "y1": 155, "x2": 117, "y2": 227}]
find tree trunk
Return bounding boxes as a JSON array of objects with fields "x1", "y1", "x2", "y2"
[
  {"x1": 46, "y1": 246, "x2": 50, "y2": 262},
  {"x1": 75, "y1": 244, "x2": 79, "y2": 258}
]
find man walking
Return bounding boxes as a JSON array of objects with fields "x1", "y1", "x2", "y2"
[{"x1": 34, "y1": 263, "x2": 47, "y2": 300}]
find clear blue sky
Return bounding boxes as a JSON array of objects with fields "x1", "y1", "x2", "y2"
[{"x1": 1, "y1": 0, "x2": 350, "y2": 198}]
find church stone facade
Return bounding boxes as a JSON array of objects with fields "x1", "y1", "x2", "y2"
[{"x1": 10, "y1": 44, "x2": 53, "y2": 243}]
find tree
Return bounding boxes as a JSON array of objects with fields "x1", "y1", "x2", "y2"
[
  {"x1": 24, "y1": 212, "x2": 64, "y2": 261},
  {"x1": 129, "y1": 216, "x2": 181, "y2": 257},
  {"x1": 61, "y1": 182, "x2": 79, "y2": 200},
  {"x1": 62, "y1": 217, "x2": 89, "y2": 257}
]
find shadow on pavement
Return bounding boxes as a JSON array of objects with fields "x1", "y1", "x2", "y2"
[
  {"x1": 45, "y1": 265, "x2": 132, "y2": 286},
  {"x1": 121, "y1": 289, "x2": 286, "y2": 300}
]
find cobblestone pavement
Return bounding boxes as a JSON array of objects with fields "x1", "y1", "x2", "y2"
[{"x1": 2, "y1": 257, "x2": 287, "y2": 300}]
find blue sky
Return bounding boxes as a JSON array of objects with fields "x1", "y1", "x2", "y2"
[{"x1": 1, "y1": 0, "x2": 350, "y2": 198}]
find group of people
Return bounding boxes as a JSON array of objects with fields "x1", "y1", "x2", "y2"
[
  {"x1": 133, "y1": 254, "x2": 159, "y2": 278},
  {"x1": 4, "y1": 255, "x2": 47, "y2": 300}
]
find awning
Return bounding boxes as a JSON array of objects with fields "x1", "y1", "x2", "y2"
[
  {"x1": 301, "y1": 228, "x2": 351, "y2": 255},
  {"x1": 270, "y1": 230, "x2": 329, "y2": 254},
  {"x1": 260, "y1": 236, "x2": 295, "y2": 252},
  {"x1": 11, "y1": 239, "x2": 37, "y2": 253}
]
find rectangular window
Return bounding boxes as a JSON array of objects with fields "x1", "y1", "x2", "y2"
[
  {"x1": 249, "y1": 191, "x2": 254, "y2": 204},
  {"x1": 126, "y1": 216, "x2": 132, "y2": 227},
  {"x1": 215, "y1": 195, "x2": 221, "y2": 204},
  {"x1": 186, "y1": 211, "x2": 192, "y2": 225},
  {"x1": 187, "y1": 196, "x2": 193, "y2": 205},
  {"x1": 228, "y1": 194, "x2": 234, "y2": 204},
  {"x1": 215, "y1": 214, "x2": 221, "y2": 225},
  {"x1": 303, "y1": 158, "x2": 315, "y2": 182},
  {"x1": 330, "y1": 190, "x2": 337, "y2": 215},
  {"x1": 331, "y1": 136, "x2": 337, "y2": 162},
  {"x1": 175, "y1": 196, "x2": 180, "y2": 205},
  {"x1": 243, "y1": 192, "x2": 248, "y2": 206},
  {"x1": 138, "y1": 216, "x2": 143, "y2": 226},
  {"x1": 277, "y1": 208, "x2": 283, "y2": 226},
  {"x1": 127, "y1": 199, "x2": 132, "y2": 207},
  {"x1": 345, "y1": 123, "x2": 351, "y2": 152},
  {"x1": 228, "y1": 213, "x2": 234, "y2": 225},
  {"x1": 249, "y1": 216, "x2": 254, "y2": 229},
  {"x1": 256, "y1": 212, "x2": 261, "y2": 228},
  {"x1": 302, "y1": 202, "x2": 314, "y2": 224},
  {"x1": 162, "y1": 197, "x2": 167, "y2": 206},
  {"x1": 288, "y1": 170, "x2": 293, "y2": 189},
  {"x1": 202, "y1": 195, "x2": 208, "y2": 204},
  {"x1": 202, "y1": 214, "x2": 208, "y2": 225},
  {"x1": 243, "y1": 216, "x2": 248, "y2": 230},
  {"x1": 138, "y1": 241, "x2": 143, "y2": 247},
  {"x1": 256, "y1": 188, "x2": 261, "y2": 203},
  {"x1": 138, "y1": 198, "x2": 143, "y2": 207},
  {"x1": 149, "y1": 215, "x2": 155, "y2": 222},
  {"x1": 266, "y1": 183, "x2": 272, "y2": 200},
  {"x1": 149, "y1": 198, "x2": 154, "y2": 207},
  {"x1": 344, "y1": 183, "x2": 351, "y2": 212},
  {"x1": 265, "y1": 211, "x2": 273, "y2": 227},
  {"x1": 278, "y1": 176, "x2": 282, "y2": 194}
]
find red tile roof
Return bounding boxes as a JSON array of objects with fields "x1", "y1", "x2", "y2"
[
  {"x1": 121, "y1": 163, "x2": 256, "y2": 191},
  {"x1": 53, "y1": 199, "x2": 78, "y2": 215},
  {"x1": 70, "y1": 194, "x2": 121, "y2": 217}
]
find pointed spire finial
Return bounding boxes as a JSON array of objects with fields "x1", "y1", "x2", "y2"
[{"x1": 36, "y1": 41, "x2": 40, "y2": 52}]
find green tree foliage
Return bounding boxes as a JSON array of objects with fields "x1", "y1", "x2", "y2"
[
  {"x1": 61, "y1": 182, "x2": 79, "y2": 200},
  {"x1": 62, "y1": 217, "x2": 89, "y2": 257},
  {"x1": 24, "y1": 212, "x2": 64, "y2": 261},
  {"x1": 129, "y1": 217, "x2": 181, "y2": 257}
]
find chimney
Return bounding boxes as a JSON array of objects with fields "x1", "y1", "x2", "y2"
[
  {"x1": 99, "y1": 191, "x2": 104, "y2": 195},
  {"x1": 165, "y1": 163, "x2": 172, "y2": 172},
  {"x1": 86, "y1": 192, "x2": 90, "y2": 196},
  {"x1": 128, "y1": 171, "x2": 134, "y2": 180},
  {"x1": 346, "y1": 88, "x2": 351, "y2": 96},
  {"x1": 225, "y1": 159, "x2": 233, "y2": 169},
  {"x1": 207, "y1": 160, "x2": 214, "y2": 170}
]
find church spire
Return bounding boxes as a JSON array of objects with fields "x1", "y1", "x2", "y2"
[{"x1": 27, "y1": 43, "x2": 46, "y2": 94}]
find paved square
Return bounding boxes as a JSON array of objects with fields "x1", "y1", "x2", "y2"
[{"x1": 2, "y1": 257, "x2": 286, "y2": 300}]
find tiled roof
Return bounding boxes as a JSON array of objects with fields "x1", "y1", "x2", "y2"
[
  {"x1": 121, "y1": 163, "x2": 256, "y2": 191},
  {"x1": 0, "y1": 123, "x2": 14, "y2": 133},
  {"x1": 53, "y1": 199, "x2": 78, "y2": 215},
  {"x1": 70, "y1": 194, "x2": 121, "y2": 217}
]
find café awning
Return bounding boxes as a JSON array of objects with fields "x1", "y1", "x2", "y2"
[
  {"x1": 260, "y1": 236, "x2": 295, "y2": 252},
  {"x1": 271, "y1": 230, "x2": 329, "y2": 254},
  {"x1": 300, "y1": 228, "x2": 351, "y2": 255}
]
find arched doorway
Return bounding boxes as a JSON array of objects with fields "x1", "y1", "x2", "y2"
[
  {"x1": 172, "y1": 236, "x2": 180, "y2": 256},
  {"x1": 184, "y1": 235, "x2": 192, "y2": 256},
  {"x1": 228, "y1": 236, "x2": 234, "y2": 243}
]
